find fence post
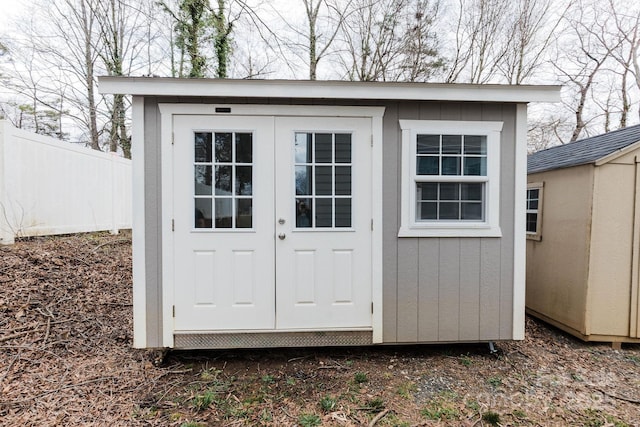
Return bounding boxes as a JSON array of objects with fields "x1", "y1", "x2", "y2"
[{"x1": 0, "y1": 121, "x2": 15, "y2": 245}]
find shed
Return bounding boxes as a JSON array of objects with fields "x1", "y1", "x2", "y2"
[
  {"x1": 526, "y1": 124, "x2": 640, "y2": 345},
  {"x1": 99, "y1": 77, "x2": 560, "y2": 349}
]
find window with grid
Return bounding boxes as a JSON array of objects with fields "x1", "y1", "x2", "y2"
[
  {"x1": 193, "y1": 131, "x2": 253, "y2": 229},
  {"x1": 526, "y1": 182, "x2": 543, "y2": 240},
  {"x1": 399, "y1": 120, "x2": 503, "y2": 237},
  {"x1": 415, "y1": 134, "x2": 487, "y2": 221},
  {"x1": 293, "y1": 132, "x2": 352, "y2": 228}
]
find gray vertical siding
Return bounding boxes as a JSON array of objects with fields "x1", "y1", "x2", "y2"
[
  {"x1": 382, "y1": 104, "x2": 400, "y2": 343},
  {"x1": 140, "y1": 97, "x2": 518, "y2": 346},
  {"x1": 381, "y1": 101, "x2": 517, "y2": 343},
  {"x1": 144, "y1": 97, "x2": 163, "y2": 347}
]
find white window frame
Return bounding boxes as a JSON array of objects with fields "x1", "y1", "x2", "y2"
[
  {"x1": 398, "y1": 120, "x2": 503, "y2": 237},
  {"x1": 526, "y1": 182, "x2": 544, "y2": 241}
]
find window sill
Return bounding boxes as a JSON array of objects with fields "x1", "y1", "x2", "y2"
[
  {"x1": 398, "y1": 225, "x2": 502, "y2": 238},
  {"x1": 526, "y1": 233, "x2": 542, "y2": 242}
]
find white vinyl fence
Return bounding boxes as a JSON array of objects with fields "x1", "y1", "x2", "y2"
[{"x1": 0, "y1": 120, "x2": 132, "y2": 244}]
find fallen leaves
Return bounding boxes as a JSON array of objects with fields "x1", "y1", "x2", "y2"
[{"x1": 0, "y1": 232, "x2": 639, "y2": 426}]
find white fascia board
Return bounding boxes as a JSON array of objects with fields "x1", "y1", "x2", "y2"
[
  {"x1": 98, "y1": 77, "x2": 561, "y2": 104},
  {"x1": 594, "y1": 139, "x2": 640, "y2": 166}
]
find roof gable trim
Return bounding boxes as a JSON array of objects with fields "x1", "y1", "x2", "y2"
[
  {"x1": 98, "y1": 77, "x2": 561, "y2": 104},
  {"x1": 594, "y1": 139, "x2": 640, "y2": 166}
]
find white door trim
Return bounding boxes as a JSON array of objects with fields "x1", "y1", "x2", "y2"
[{"x1": 159, "y1": 104, "x2": 385, "y2": 347}]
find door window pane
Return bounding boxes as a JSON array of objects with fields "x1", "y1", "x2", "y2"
[
  {"x1": 235, "y1": 166, "x2": 252, "y2": 195},
  {"x1": 295, "y1": 133, "x2": 313, "y2": 163},
  {"x1": 195, "y1": 132, "x2": 212, "y2": 162},
  {"x1": 295, "y1": 166, "x2": 312, "y2": 195},
  {"x1": 316, "y1": 198, "x2": 332, "y2": 227},
  {"x1": 236, "y1": 199, "x2": 252, "y2": 228},
  {"x1": 194, "y1": 165, "x2": 212, "y2": 195},
  {"x1": 236, "y1": 133, "x2": 252, "y2": 163},
  {"x1": 335, "y1": 166, "x2": 351, "y2": 195},
  {"x1": 315, "y1": 166, "x2": 332, "y2": 195},
  {"x1": 195, "y1": 198, "x2": 212, "y2": 228},
  {"x1": 335, "y1": 199, "x2": 351, "y2": 227},
  {"x1": 215, "y1": 198, "x2": 232, "y2": 228},
  {"x1": 215, "y1": 166, "x2": 232, "y2": 195},
  {"x1": 335, "y1": 134, "x2": 351, "y2": 163},
  {"x1": 296, "y1": 198, "x2": 312, "y2": 228},
  {"x1": 315, "y1": 133, "x2": 332, "y2": 163},
  {"x1": 215, "y1": 132, "x2": 232, "y2": 162}
]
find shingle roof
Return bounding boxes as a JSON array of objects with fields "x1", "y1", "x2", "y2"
[{"x1": 528, "y1": 124, "x2": 640, "y2": 174}]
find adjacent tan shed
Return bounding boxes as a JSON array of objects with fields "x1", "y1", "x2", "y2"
[{"x1": 526, "y1": 124, "x2": 640, "y2": 345}]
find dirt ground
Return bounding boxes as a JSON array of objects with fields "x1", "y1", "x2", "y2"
[{"x1": 1, "y1": 232, "x2": 639, "y2": 426}]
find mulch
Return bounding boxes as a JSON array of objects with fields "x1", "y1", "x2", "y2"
[{"x1": 1, "y1": 232, "x2": 639, "y2": 426}]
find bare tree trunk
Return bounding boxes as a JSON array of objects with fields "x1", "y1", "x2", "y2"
[{"x1": 78, "y1": 0, "x2": 100, "y2": 150}]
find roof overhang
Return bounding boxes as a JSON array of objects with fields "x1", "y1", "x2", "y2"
[
  {"x1": 595, "y1": 139, "x2": 640, "y2": 166},
  {"x1": 98, "y1": 77, "x2": 561, "y2": 104}
]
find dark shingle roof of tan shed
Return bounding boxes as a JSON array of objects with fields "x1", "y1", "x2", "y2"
[{"x1": 528, "y1": 124, "x2": 640, "y2": 174}]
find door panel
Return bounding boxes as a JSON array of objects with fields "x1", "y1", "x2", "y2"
[
  {"x1": 275, "y1": 117, "x2": 373, "y2": 329},
  {"x1": 171, "y1": 114, "x2": 373, "y2": 332},
  {"x1": 173, "y1": 115, "x2": 275, "y2": 331}
]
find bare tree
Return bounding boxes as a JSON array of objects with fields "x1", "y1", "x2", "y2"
[
  {"x1": 94, "y1": 0, "x2": 148, "y2": 157},
  {"x1": 609, "y1": 0, "x2": 640, "y2": 125},
  {"x1": 300, "y1": 0, "x2": 346, "y2": 80},
  {"x1": 338, "y1": 0, "x2": 408, "y2": 81},
  {"x1": 397, "y1": 0, "x2": 443, "y2": 82},
  {"x1": 553, "y1": 1, "x2": 621, "y2": 142},
  {"x1": 444, "y1": 0, "x2": 509, "y2": 83},
  {"x1": 498, "y1": 0, "x2": 568, "y2": 84}
]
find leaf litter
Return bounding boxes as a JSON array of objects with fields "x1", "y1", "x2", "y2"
[{"x1": 0, "y1": 232, "x2": 639, "y2": 426}]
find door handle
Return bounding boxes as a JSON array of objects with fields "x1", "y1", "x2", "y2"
[
  {"x1": 278, "y1": 233, "x2": 286, "y2": 240},
  {"x1": 278, "y1": 218, "x2": 286, "y2": 224}
]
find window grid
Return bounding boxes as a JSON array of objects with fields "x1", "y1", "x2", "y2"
[
  {"x1": 294, "y1": 132, "x2": 352, "y2": 229},
  {"x1": 194, "y1": 131, "x2": 253, "y2": 229},
  {"x1": 416, "y1": 134, "x2": 487, "y2": 177},
  {"x1": 526, "y1": 188, "x2": 540, "y2": 234},
  {"x1": 417, "y1": 182, "x2": 485, "y2": 221},
  {"x1": 414, "y1": 133, "x2": 487, "y2": 222}
]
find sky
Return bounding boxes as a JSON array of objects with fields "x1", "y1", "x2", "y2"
[{"x1": 0, "y1": 0, "x2": 21, "y2": 27}]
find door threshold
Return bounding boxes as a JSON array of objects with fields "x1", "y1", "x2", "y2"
[{"x1": 173, "y1": 330, "x2": 373, "y2": 349}]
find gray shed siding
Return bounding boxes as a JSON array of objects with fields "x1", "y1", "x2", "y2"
[
  {"x1": 140, "y1": 97, "x2": 516, "y2": 345},
  {"x1": 382, "y1": 102, "x2": 516, "y2": 343}
]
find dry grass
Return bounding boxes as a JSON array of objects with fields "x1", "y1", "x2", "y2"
[{"x1": 1, "y1": 232, "x2": 639, "y2": 426}]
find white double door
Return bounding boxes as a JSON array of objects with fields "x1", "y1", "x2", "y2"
[{"x1": 172, "y1": 114, "x2": 372, "y2": 332}]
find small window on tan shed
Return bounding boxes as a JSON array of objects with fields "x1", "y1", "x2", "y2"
[{"x1": 526, "y1": 182, "x2": 544, "y2": 241}]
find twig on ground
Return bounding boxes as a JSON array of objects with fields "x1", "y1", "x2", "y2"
[
  {"x1": 42, "y1": 317, "x2": 51, "y2": 348},
  {"x1": 91, "y1": 239, "x2": 131, "y2": 253},
  {"x1": 369, "y1": 409, "x2": 390, "y2": 426},
  {"x1": 592, "y1": 386, "x2": 640, "y2": 404},
  {"x1": 0, "y1": 330, "x2": 34, "y2": 343}
]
